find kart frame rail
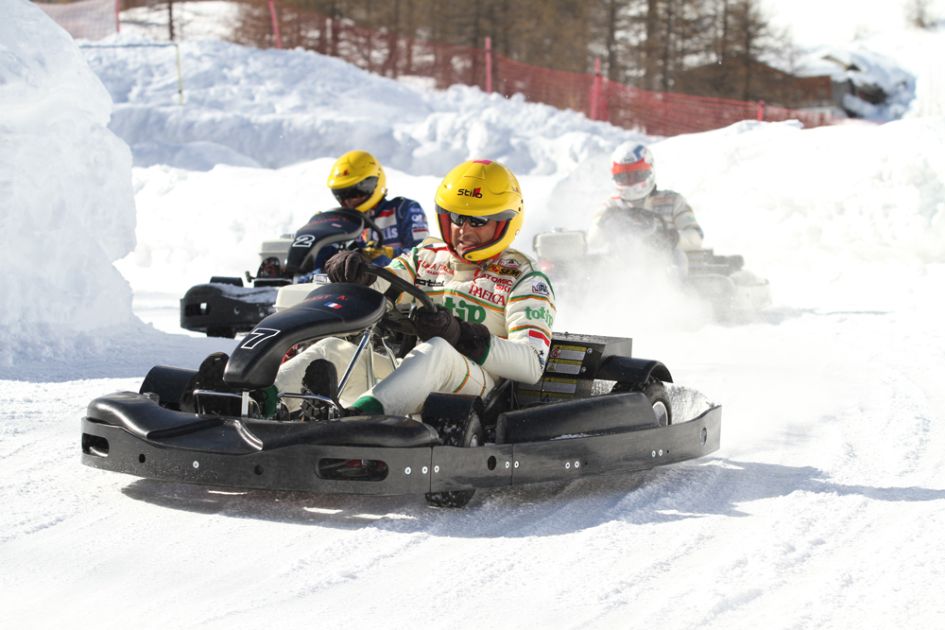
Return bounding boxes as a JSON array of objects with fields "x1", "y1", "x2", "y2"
[{"x1": 81, "y1": 405, "x2": 720, "y2": 496}]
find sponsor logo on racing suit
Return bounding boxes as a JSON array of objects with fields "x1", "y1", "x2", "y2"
[
  {"x1": 470, "y1": 284, "x2": 507, "y2": 306},
  {"x1": 525, "y1": 305, "x2": 554, "y2": 326}
]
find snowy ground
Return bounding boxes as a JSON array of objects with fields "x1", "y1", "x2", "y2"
[{"x1": 2, "y1": 1, "x2": 945, "y2": 628}]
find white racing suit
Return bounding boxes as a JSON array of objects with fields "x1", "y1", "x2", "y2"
[
  {"x1": 588, "y1": 188, "x2": 704, "y2": 253},
  {"x1": 275, "y1": 237, "x2": 556, "y2": 417}
]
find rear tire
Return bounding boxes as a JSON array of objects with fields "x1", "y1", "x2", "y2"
[
  {"x1": 643, "y1": 379, "x2": 672, "y2": 426},
  {"x1": 612, "y1": 377, "x2": 672, "y2": 426},
  {"x1": 425, "y1": 411, "x2": 483, "y2": 509}
]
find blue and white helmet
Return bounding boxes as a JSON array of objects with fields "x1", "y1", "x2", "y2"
[{"x1": 611, "y1": 142, "x2": 656, "y2": 201}]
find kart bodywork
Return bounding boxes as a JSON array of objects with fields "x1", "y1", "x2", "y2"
[
  {"x1": 533, "y1": 226, "x2": 770, "y2": 320},
  {"x1": 85, "y1": 269, "x2": 721, "y2": 507},
  {"x1": 179, "y1": 208, "x2": 379, "y2": 337}
]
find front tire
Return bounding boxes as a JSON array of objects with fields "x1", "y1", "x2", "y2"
[{"x1": 424, "y1": 406, "x2": 484, "y2": 509}]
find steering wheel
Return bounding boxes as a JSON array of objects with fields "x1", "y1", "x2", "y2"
[
  {"x1": 332, "y1": 207, "x2": 385, "y2": 245},
  {"x1": 360, "y1": 214, "x2": 385, "y2": 245},
  {"x1": 625, "y1": 208, "x2": 660, "y2": 234},
  {"x1": 371, "y1": 264, "x2": 437, "y2": 312}
]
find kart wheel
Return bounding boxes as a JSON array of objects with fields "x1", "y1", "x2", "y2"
[
  {"x1": 612, "y1": 378, "x2": 672, "y2": 426},
  {"x1": 140, "y1": 365, "x2": 199, "y2": 411},
  {"x1": 434, "y1": 411, "x2": 484, "y2": 448},
  {"x1": 643, "y1": 379, "x2": 672, "y2": 426},
  {"x1": 424, "y1": 408, "x2": 483, "y2": 509}
]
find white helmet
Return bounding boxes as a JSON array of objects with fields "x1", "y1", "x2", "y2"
[{"x1": 611, "y1": 142, "x2": 655, "y2": 201}]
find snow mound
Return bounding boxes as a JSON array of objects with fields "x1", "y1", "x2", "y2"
[
  {"x1": 796, "y1": 46, "x2": 916, "y2": 120},
  {"x1": 0, "y1": 0, "x2": 137, "y2": 371},
  {"x1": 83, "y1": 36, "x2": 631, "y2": 173}
]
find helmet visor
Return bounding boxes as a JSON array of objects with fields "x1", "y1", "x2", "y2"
[
  {"x1": 613, "y1": 170, "x2": 651, "y2": 186},
  {"x1": 612, "y1": 164, "x2": 652, "y2": 187},
  {"x1": 435, "y1": 205, "x2": 518, "y2": 225},
  {"x1": 331, "y1": 176, "x2": 379, "y2": 203}
]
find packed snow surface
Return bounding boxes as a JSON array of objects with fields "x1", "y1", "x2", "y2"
[{"x1": 2, "y1": 0, "x2": 945, "y2": 628}]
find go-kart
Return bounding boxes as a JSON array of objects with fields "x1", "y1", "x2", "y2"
[
  {"x1": 83, "y1": 265, "x2": 722, "y2": 508},
  {"x1": 179, "y1": 208, "x2": 384, "y2": 338},
  {"x1": 533, "y1": 213, "x2": 770, "y2": 320}
]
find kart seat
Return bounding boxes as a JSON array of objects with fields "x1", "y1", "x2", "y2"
[{"x1": 224, "y1": 283, "x2": 387, "y2": 390}]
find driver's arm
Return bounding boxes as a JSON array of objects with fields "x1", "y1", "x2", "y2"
[
  {"x1": 587, "y1": 202, "x2": 623, "y2": 252},
  {"x1": 365, "y1": 238, "x2": 431, "y2": 300},
  {"x1": 395, "y1": 198, "x2": 431, "y2": 251},
  {"x1": 671, "y1": 195, "x2": 704, "y2": 250},
  {"x1": 480, "y1": 271, "x2": 556, "y2": 385}
]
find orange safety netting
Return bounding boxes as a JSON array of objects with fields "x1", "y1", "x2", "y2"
[
  {"x1": 42, "y1": 0, "x2": 836, "y2": 135},
  {"x1": 36, "y1": 0, "x2": 119, "y2": 40}
]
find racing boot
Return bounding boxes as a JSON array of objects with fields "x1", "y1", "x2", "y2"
[
  {"x1": 188, "y1": 352, "x2": 242, "y2": 416},
  {"x1": 299, "y1": 359, "x2": 342, "y2": 421}
]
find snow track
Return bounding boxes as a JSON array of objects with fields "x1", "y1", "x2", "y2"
[
  {"x1": 5, "y1": 3, "x2": 945, "y2": 626},
  {"x1": 4, "y1": 259, "x2": 945, "y2": 630},
  {"x1": 4, "y1": 296, "x2": 945, "y2": 628}
]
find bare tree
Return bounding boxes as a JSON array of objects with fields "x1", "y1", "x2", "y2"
[
  {"x1": 599, "y1": 0, "x2": 621, "y2": 81},
  {"x1": 241, "y1": 0, "x2": 797, "y2": 103}
]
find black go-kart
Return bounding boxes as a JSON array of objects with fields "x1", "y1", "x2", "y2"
[
  {"x1": 180, "y1": 208, "x2": 384, "y2": 338},
  {"x1": 83, "y1": 265, "x2": 722, "y2": 508}
]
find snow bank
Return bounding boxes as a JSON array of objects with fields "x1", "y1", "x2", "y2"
[
  {"x1": 795, "y1": 46, "x2": 916, "y2": 120},
  {"x1": 0, "y1": 1, "x2": 136, "y2": 370},
  {"x1": 763, "y1": 0, "x2": 945, "y2": 119},
  {"x1": 82, "y1": 37, "x2": 631, "y2": 173}
]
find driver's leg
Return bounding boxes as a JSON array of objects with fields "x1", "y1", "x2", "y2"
[
  {"x1": 357, "y1": 337, "x2": 495, "y2": 417},
  {"x1": 275, "y1": 336, "x2": 397, "y2": 410}
]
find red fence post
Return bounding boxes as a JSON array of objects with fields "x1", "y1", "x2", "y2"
[
  {"x1": 114, "y1": 0, "x2": 121, "y2": 33},
  {"x1": 756, "y1": 99, "x2": 765, "y2": 121},
  {"x1": 589, "y1": 58, "x2": 602, "y2": 120},
  {"x1": 267, "y1": 0, "x2": 283, "y2": 49},
  {"x1": 484, "y1": 36, "x2": 493, "y2": 93}
]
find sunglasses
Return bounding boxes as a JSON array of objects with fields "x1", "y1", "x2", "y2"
[
  {"x1": 446, "y1": 212, "x2": 490, "y2": 228},
  {"x1": 332, "y1": 176, "x2": 378, "y2": 202}
]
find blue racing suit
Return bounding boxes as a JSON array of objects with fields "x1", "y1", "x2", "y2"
[
  {"x1": 357, "y1": 196, "x2": 431, "y2": 266},
  {"x1": 309, "y1": 196, "x2": 430, "y2": 272}
]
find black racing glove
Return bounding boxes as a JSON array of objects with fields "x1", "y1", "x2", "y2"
[
  {"x1": 455, "y1": 320, "x2": 492, "y2": 364},
  {"x1": 325, "y1": 250, "x2": 375, "y2": 285},
  {"x1": 668, "y1": 228, "x2": 680, "y2": 248},
  {"x1": 647, "y1": 227, "x2": 679, "y2": 250},
  {"x1": 413, "y1": 307, "x2": 491, "y2": 364},
  {"x1": 413, "y1": 306, "x2": 461, "y2": 345}
]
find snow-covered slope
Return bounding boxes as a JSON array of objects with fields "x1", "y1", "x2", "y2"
[
  {"x1": 0, "y1": 1, "x2": 135, "y2": 363},
  {"x1": 2, "y1": 0, "x2": 945, "y2": 628}
]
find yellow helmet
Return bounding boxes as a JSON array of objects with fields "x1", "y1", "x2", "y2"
[
  {"x1": 326, "y1": 150, "x2": 387, "y2": 212},
  {"x1": 434, "y1": 159, "x2": 524, "y2": 262}
]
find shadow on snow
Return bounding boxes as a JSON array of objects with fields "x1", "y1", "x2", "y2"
[{"x1": 118, "y1": 457, "x2": 945, "y2": 538}]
